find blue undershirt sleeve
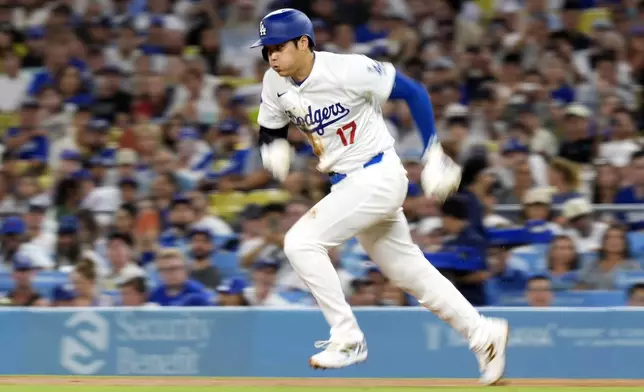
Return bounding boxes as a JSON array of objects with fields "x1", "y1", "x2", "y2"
[{"x1": 388, "y1": 70, "x2": 437, "y2": 150}]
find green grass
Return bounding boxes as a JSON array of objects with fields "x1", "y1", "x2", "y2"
[{"x1": 0, "y1": 387, "x2": 642, "y2": 392}]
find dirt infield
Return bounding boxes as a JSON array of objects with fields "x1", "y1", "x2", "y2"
[{"x1": 0, "y1": 377, "x2": 643, "y2": 388}]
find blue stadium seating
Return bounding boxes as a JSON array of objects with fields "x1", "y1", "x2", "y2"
[
  {"x1": 496, "y1": 290, "x2": 626, "y2": 307},
  {"x1": 0, "y1": 271, "x2": 67, "y2": 297},
  {"x1": 614, "y1": 270, "x2": 644, "y2": 290},
  {"x1": 628, "y1": 232, "x2": 644, "y2": 259}
]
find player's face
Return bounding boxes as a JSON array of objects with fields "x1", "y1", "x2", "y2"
[{"x1": 265, "y1": 39, "x2": 306, "y2": 77}]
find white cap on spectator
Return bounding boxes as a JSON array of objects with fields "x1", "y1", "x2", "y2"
[
  {"x1": 497, "y1": 0, "x2": 521, "y2": 13},
  {"x1": 417, "y1": 217, "x2": 443, "y2": 235},
  {"x1": 565, "y1": 103, "x2": 591, "y2": 118},
  {"x1": 444, "y1": 103, "x2": 468, "y2": 119},
  {"x1": 484, "y1": 215, "x2": 513, "y2": 228},
  {"x1": 562, "y1": 198, "x2": 593, "y2": 220},
  {"x1": 116, "y1": 148, "x2": 138, "y2": 165},
  {"x1": 523, "y1": 188, "x2": 553, "y2": 205},
  {"x1": 116, "y1": 266, "x2": 147, "y2": 287}
]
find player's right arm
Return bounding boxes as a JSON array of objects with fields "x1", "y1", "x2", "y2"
[{"x1": 257, "y1": 72, "x2": 292, "y2": 182}]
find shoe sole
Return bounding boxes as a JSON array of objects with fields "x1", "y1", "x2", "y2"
[
  {"x1": 309, "y1": 355, "x2": 368, "y2": 370},
  {"x1": 483, "y1": 322, "x2": 510, "y2": 386}
]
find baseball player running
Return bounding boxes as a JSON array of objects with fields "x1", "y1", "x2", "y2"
[{"x1": 252, "y1": 8, "x2": 509, "y2": 385}]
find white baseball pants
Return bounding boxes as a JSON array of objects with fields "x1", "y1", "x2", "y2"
[{"x1": 283, "y1": 149, "x2": 493, "y2": 351}]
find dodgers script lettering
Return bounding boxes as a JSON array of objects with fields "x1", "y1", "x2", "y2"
[{"x1": 288, "y1": 103, "x2": 350, "y2": 135}]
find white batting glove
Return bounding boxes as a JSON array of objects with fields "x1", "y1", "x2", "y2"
[
  {"x1": 420, "y1": 138, "x2": 462, "y2": 203},
  {"x1": 260, "y1": 139, "x2": 292, "y2": 182}
]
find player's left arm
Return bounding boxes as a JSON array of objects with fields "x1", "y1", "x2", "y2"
[
  {"x1": 342, "y1": 54, "x2": 437, "y2": 150},
  {"x1": 388, "y1": 71, "x2": 437, "y2": 150},
  {"x1": 344, "y1": 55, "x2": 460, "y2": 201},
  {"x1": 389, "y1": 71, "x2": 462, "y2": 201}
]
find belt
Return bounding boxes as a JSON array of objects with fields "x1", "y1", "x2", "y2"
[{"x1": 328, "y1": 152, "x2": 384, "y2": 185}]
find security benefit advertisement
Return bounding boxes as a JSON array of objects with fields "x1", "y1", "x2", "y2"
[{"x1": 58, "y1": 310, "x2": 215, "y2": 376}]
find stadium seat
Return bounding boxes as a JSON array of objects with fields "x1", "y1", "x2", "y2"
[
  {"x1": 510, "y1": 251, "x2": 544, "y2": 273},
  {"x1": 614, "y1": 270, "x2": 644, "y2": 290},
  {"x1": 628, "y1": 232, "x2": 644, "y2": 259},
  {"x1": 278, "y1": 289, "x2": 315, "y2": 305},
  {"x1": 213, "y1": 251, "x2": 242, "y2": 281},
  {"x1": 209, "y1": 191, "x2": 248, "y2": 222},
  {"x1": 0, "y1": 271, "x2": 68, "y2": 297},
  {"x1": 244, "y1": 189, "x2": 291, "y2": 206},
  {"x1": 495, "y1": 290, "x2": 626, "y2": 307}
]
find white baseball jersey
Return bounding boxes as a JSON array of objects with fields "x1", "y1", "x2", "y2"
[{"x1": 258, "y1": 51, "x2": 396, "y2": 173}]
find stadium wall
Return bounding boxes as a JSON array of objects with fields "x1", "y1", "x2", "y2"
[{"x1": 2, "y1": 307, "x2": 644, "y2": 378}]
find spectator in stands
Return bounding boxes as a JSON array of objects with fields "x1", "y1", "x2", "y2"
[
  {"x1": 348, "y1": 277, "x2": 379, "y2": 307},
  {"x1": 545, "y1": 235, "x2": 580, "y2": 290},
  {"x1": 150, "y1": 172, "x2": 180, "y2": 227},
  {"x1": 497, "y1": 157, "x2": 535, "y2": 206},
  {"x1": 76, "y1": 209, "x2": 102, "y2": 254},
  {"x1": 50, "y1": 283, "x2": 75, "y2": 307},
  {"x1": 522, "y1": 188, "x2": 557, "y2": 230},
  {"x1": 244, "y1": 259, "x2": 291, "y2": 306},
  {"x1": 482, "y1": 191, "x2": 513, "y2": 228},
  {"x1": 188, "y1": 190, "x2": 233, "y2": 239},
  {"x1": 369, "y1": 262, "x2": 389, "y2": 298},
  {"x1": 487, "y1": 238, "x2": 530, "y2": 303},
  {"x1": 92, "y1": 66, "x2": 131, "y2": 126},
  {"x1": 51, "y1": 177, "x2": 82, "y2": 220},
  {"x1": 4, "y1": 99, "x2": 48, "y2": 173},
  {"x1": 548, "y1": 157, "x2": 583, "y2": 205},
  {"x1": 216, "y1": 277, "x2": 249, "y2": 306},
  {"x1": 53, "y1": 216, "x2": 81, "y2": 271},
  {"x1": 598, "y1": 107, "x2": 641, "y2": 168},
  {"x1": 0, "y1": 175, "x2": 18, "y2": 216},
  {"x1": 102, "y1": 232, "x2": 144, "y2": 291},
  {"x1": 239, "y1": 203, "x2": 287, "y2": 270},
  {"x1": 525, "y1": 276, "x2": 554, "y2": 307},
  {"x1": 1, "y1": 254, "x2": 48, "y2": 306},
  {"x1": 558, "y1": 104, "x2": 594, "y2": 164},
  {"x1": 578, "y1": 225, "x2": 641, "y2": 290},
  {"x1": 187, "y1": 227, "x2": 221, "y2": 289},
  {"x1": 0, "y1": 216, "x2": 27, "y2": 270},
  {"x1": 380, "y1": 278, "x2": 410, "y2": 306},
  {"x1": 457, "y1": 153, "x2": 492, "y2": 238},
  {"x1": 159, "y1": 195, "x2": 196, "y2": 253},
  {"x1": 24, "y1": 201, "x2": 55, "y2": 256},
  {"x1": 55, "y1": 65, "x2": 92, "y2": 107},
  {"x1": 560, "y1": 198, "x2": 608, "y2": 253},
  {"x1": 117, "y1": 178, "x2": 139, "y2": 205},
  {"x1": 71, "y1": 257, "x2": 111, "y2": 306},
  {"x1": 437, "y1": 195, "x2": 489, "y2": 306},
  {"x1": 112, "y1": 204, "x2": 137, "y2": 239},
  {"x1": 627, "y1": 283, "x2": 644, "y2": 306},
  {"x1": 149, "y1": 248, "x2": 212, "y2": 306},
  {"x1": 592, "y1": 159, "x2": 622, "y2": 205},
  {"x1": 119, "y1": 276, "x2": 151, "y2": 307},
  {"x1": 614, "y1": 150, "x2": 644, "y2": 231}
]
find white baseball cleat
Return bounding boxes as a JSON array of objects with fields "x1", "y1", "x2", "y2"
[
  {"x1": 309, "y1": 340, "x2": 368, "y2": 369},
  {"x1": 478, "y1": 318, "x2": 510, "y2": 386}
]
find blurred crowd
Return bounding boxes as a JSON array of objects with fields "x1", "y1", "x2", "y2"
[{"x1": 0, "y1": 0, "x2": 644, "y2": 308}]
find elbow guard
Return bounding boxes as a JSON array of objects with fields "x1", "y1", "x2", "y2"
[{"x1": 258, "y1": 125, "x2": 289, "y2": 146}]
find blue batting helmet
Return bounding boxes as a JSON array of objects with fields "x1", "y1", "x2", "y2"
[{"x1": 251, "y1": 8, "x2": 315, "y2": 60}]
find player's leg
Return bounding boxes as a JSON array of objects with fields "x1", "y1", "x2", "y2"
[
  {"x1": 282, "y1": 154, "x2": 406, "y2": 369},
  {"x1": 356, "y1": 210, "x2": 509, "y2": 385}
]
